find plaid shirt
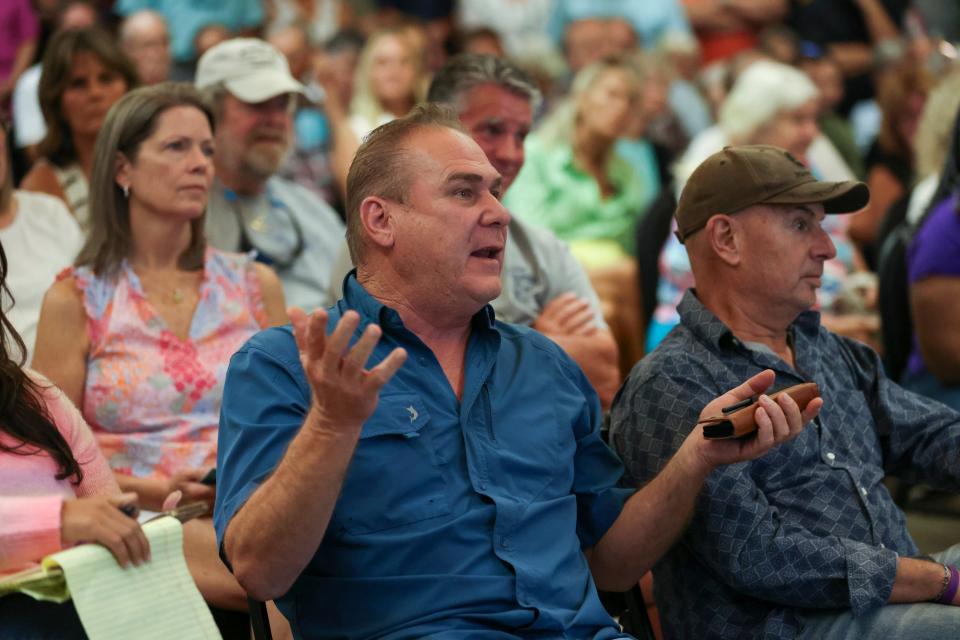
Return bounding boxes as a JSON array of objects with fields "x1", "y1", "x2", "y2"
[{"x1": 610, "y1": 290, "x2": 960, "y2": 639}]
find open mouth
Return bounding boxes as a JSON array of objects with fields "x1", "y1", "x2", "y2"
[{"x1": 470, "y1": 247, "x2": 502, "y2": 260}]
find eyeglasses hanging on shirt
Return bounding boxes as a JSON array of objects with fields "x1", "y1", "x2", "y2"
[{"x1": 222, "y1": 187, "x2": 305, "y2": 270}]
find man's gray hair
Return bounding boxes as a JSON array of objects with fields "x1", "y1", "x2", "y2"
[
  {"x1": 427, "y1": 53, "x2": 541, "y2": 113},
  {"x1": 197, "y1": 82, "x2": 228, "y2": 124}
]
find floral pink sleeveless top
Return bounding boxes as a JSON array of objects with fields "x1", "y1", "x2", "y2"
[{"x1": 63, "y1": 249, "x2": 267, "y2": 479}]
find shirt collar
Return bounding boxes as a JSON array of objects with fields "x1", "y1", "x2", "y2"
[
  {"x1": 342, "y1": 271, "x2": 498, "y2": 334},
  {"x1": 677, "y1": 289, "x2": 822, "y2": 352}
]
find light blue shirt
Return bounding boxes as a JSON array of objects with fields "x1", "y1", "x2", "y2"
[
  {"x1": 548, "y1": 0, "x2": 691, "y2": 48},
  {"x1": 205, "y1": 176, "x2": 344, "y2": 312},
  {"x1": 214, "y1": 275, "x2": 632, "y2": 639},
  {"x1": 114, "y1": 0, "x2": 264, "y2": 62}
]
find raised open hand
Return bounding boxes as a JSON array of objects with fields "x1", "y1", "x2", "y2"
[{"x1": 289, "y1": 307, "x2": 407, "y2": 434}]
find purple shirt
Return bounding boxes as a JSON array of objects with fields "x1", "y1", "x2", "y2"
[
  {"x1": 906, "y1": 195, "x2": 960, "y2": 376},
  {"x1": 0, "y1": 0, "x2": 38, "y2": 83}
]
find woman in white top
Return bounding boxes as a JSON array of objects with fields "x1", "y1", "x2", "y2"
[
  {"x1": 0, "y1": 122, "x2": 82, "y2": 364},
  {"x1": 20, "y1": 27, "x2": 136, "y2": 229}
]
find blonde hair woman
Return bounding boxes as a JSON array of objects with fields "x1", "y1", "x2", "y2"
[{"x1": 348, "y1": 28, "x2": 426, "y2": 139}]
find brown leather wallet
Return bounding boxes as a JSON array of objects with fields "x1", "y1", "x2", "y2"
[{"x1": 698, "y1": 382, "x2": 820, "y2": 439}]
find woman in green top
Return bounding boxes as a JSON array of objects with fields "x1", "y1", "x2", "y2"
[
  {"x1": 504, "y1": 58, "x2": 648, "y2": 269},
  {"x1": 505, "y1": 58, "x2": 648, "y2": 370}
]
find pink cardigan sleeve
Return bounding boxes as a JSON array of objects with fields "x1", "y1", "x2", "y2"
[
  {"x1": 0, "y1": 373, "x2": 119, "y2": 571},
  {"x1": 36, "y1": 374, "x2": 120, "y2": 498},
  {"x1": 0, "y1": 495, "x2": 64, "y2": 571}
]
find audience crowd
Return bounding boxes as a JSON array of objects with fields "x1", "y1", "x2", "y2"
[{"x1": 2, "y1": 1, "x2": 960, "y2": 639}]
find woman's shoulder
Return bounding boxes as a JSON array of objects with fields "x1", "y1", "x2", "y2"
[
  {"x1": 14, "y1": 190, "x2": 82, "y2": 235},
  {"x1": 205, "y1": 247, "x2": 257, "y2": 273},
  {"x1": 19, "y1": 160, "x2": 65, "y2": 200}
]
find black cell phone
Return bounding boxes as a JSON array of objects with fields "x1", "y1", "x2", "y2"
[{"x1": 200, "y1": 468, "x2": 217, "y2": 485}]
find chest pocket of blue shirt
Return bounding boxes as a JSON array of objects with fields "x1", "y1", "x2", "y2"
[{"x1": 332, "y1": 394, "x2": 450, "y2": 536}]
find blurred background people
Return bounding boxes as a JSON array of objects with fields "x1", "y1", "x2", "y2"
[
  {"x1": 549, "y1": 0, "x2": 693, "y2": 53},
  {"x1": 798, "y1": 47, "x2": 865, "y2": 179},
  {"x1": 348, "y1": 27, "x2": 426, "y2": 139},
  {"x1": 848, "y1": 62, "x2": 931, "y2": 259},
  {"x1": 455, "y1": 0, "x2": 560, "y2": 72},
  {"x1": 681, "y1": 0, "x2": 788, "y2": 66},
  {"x1": 197, "y1": 38, "x2": 345, "y2": 310},
  {"x1": 9, "y1": 0, "x2": 102, "y2": 172},
  {"x1": 19, "y1": 27, "x2": 137, "y2": 229},
  {"x1": 505, "y1": 58, "x2": 648, "y2": 371},
  {"x1": 0, "y1": 121, "x2": 82, "y2": 365},
  {"x1": 32, "y1": 82, "x2": 286, "y2": 614},
  {"x1": 903, "y1": 104, "x2": 960, "y2": 410},
  {"x1": 118, "y1": 10, "x2": 172, "y2": 86},
  {"x1": 906, "y1": 69, "x2": 960, "y2": 226},
  {"x1": 264, "y1": 0, "x2": 353, "y2": 47},
  {"x1": 0, "y1": 0, "x2": 39, "y2": 121},
  {"x1": 268, "y1": 24, "x2": 359, "y2": 211},
  {"x1": 114, "y1": 0, "x2": 264, "y2": 80}
]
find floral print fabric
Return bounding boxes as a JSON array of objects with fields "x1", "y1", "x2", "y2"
[{"x1": 66, "y1": 249, "x2": 266, "y2": 479}]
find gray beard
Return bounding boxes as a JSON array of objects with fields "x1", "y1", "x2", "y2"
[{"x1": 241, "y1": 143, "x2": 292, "y2": 180}]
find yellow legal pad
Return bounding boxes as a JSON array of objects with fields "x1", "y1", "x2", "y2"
[{"x1": 0, "y1": 513, "x2": 221, "y2": 639}]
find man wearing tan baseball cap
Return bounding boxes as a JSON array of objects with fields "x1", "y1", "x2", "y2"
[
  {"x1": 196, "y1": 38, "x2": 345, "y2": 311},
  {"x1": 610, "y1": 145, "x2": 960, "y2": 640}
]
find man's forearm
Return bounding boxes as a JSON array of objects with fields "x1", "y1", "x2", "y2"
[
  {"x1": 890, "y1": 557, "x2": 952, "y2": 603},
  {"x1": 546, "y1": 330, "x2": 620, "y2": 409},
  {"x1": 224, "y1": 408, "x2": 361, "y2": 600},
  {"x1": 588, "y1": 443, "x2": 710, "y2": 591}
]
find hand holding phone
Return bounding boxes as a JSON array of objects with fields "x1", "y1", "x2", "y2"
[{"x1": 700, "y1": 382, "x2": 820, "y2": 439}]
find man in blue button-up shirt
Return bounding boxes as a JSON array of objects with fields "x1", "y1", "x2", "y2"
[
  {"x1": 611, "y1": 145, "x2": 960, "y2": 639},
  {"x1": 213, "y1": 108, "x2": 812, "y2": 639}
]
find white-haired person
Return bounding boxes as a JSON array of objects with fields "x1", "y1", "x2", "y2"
[{"x1": 648, "y1": 58, "x2": 874, "y2": 350}]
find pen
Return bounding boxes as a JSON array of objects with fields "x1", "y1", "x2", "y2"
[{"x1": 118, "y1": 503, "x2": 139, "y2": 518}]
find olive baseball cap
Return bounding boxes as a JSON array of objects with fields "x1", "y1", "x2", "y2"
[{"x1": 674, "y1": 145, "x2": 869, "y2": 243}]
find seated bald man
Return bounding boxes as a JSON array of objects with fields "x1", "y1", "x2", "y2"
[
  {"x1": 213, "y1": 110, "x2": 811, "y2": 639},
  {"x1": 610, "y1": 145, "x2": 960, "y2": 640}
]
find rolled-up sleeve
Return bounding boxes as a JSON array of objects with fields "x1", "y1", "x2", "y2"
[
  {"x1": 213, "y1": 327, "x2": 310, "y2": 549},
  {"x1": 559, "y1": 358, "x2": 631, "y2": 549}
]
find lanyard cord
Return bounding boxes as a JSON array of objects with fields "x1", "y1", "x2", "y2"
[{"x1": 223, "y1": 186, "x2": 305, "y2": 269}]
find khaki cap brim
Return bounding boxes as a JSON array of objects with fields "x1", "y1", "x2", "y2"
[{"x1": 224, "y1": 73, "x2": 305, "y2": 104}]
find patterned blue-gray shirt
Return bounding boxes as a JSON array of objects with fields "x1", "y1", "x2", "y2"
[{"x1": 610, "y1": 290, "x2": 960, "y2": 639}]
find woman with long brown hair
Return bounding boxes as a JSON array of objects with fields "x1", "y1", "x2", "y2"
[
  {"x1": 33, "y1": 81, "x2": 287, "y2": 613},
  {"x1": 0, "y1": 234, "x2": 150, "y2": 637},
  {"x1": 19, "y1": 27, "x2": 137, "y2": 229}
]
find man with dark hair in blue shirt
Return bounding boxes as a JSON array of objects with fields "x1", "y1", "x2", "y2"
[{"x1": 213, "y1": 107, "x2": 813, "y2": 639}]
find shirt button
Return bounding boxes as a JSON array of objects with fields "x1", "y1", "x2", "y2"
[
  {"x1": 826, "y1": 452, "x2": 836, "y2": 461},
  {"x1": 500, "y1": 536, "x2": 510, "y2": 549},
  {"x1": 860, "y1": 486, "x2": 868, "y2": 496},
  {"x1": 879, "y1": 543, "x2": 886, "y2": 549}
]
